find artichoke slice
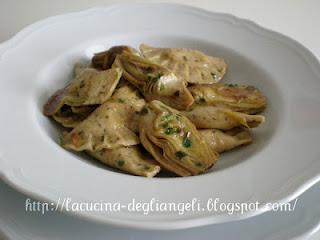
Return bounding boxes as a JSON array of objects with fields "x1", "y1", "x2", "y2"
[
  {"x1": 189, "y1": 84, "x2": 267, "y2": 114},
  {"x1": 140, "y1": 44, "x2": 227, "y2": 84},
  {"x1": 92, "y1": 45, "x2": 140, "y2": 70},
  {"x1": 88, "y1": 146, "x2": 161, "y2": 177},
  {"x1": 139, "y1": 100, "x2": 218, "y2": 176},
  {"x1": 182, "y1": 106, "x2": 265, "y2": 130},
  {"x1": 113, "y1": 52, "x2": 194, "y2": 110},
  {"x1": 43, "y1": 67, "x2": 122, "y2": 116},
  {"x1": 199, "y1": 128, "x2": 252, "y2": 153},
  {"x1": 62, "y1": 85, "x2": 145, "y2": 151}
]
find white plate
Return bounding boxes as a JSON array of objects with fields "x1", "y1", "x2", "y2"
[
  {"x1": 1, "y1": 3, "x2": 320, "y2": 230},
  {"x1": 1, "y1": 180, "x2": 320, "y2": 240}
]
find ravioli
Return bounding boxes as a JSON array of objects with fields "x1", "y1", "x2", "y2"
[
  {"x1": 189, "y1": 84, "x2": 266, "y2": 114},
  {"x1": 182, "y1": 106, "x2": 265, "y2": 130},
  {"x1": 43, "y1": 44, "x2": 268, "y2": 178},
  {"x1": 199, "y1": 128, "x2": 252, "y2": 153},
  {"x1": 43, "y1": 67, "x2": 122, "y2": 116},
  {"x1": 113, "y1": 52, "x2": 194, "y2": 110},
  {"x1": 139, "y1": 100, "x2": 218, "y2": 176},
  {"x1": 62, "y1": 85, "x2": 145, "y2": 151},
  {"x1": 88, "y1": 146, "x2": 161, "y2": 177},
  {"x1": 140, "y1": 44, "x2": 227, "y2": 84},
  {"x1": 73, "y1": 63, "x2": 93, "y2": 76}
]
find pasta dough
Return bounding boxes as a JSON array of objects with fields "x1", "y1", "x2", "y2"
[
  {"x1": 88, "y1": 146, "x2": 161, "y2": 177},
  {"x1": 62, "y1": 85, "x2": 145, "y2": 151},
  {"x1": 43, "y1": 67, "x2": 122, "y2": 116},
  {"x1": 189, "y1": 84, "x2": 266, "y2": 114},
  {"x1": 140, "y1": 44, "x2": 227, "y2": 84},
  {"x1": 199, "y1": 128, "x2": 252, "y2": 153},
  {"x1": 181, "y1": 106, "x2": 265, "y2": 130}
]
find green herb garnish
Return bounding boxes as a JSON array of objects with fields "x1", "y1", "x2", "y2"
[
  {"x1": 183, "y1": 132, "x2": 192, "y2": 148},
  {"x1": 165, "y1": 127, "x2": 181, "y2": 135},
  {"x1": 148, "y1": 73, "x2": 162, "y2": 82},
  {"x1": 118, "y1": 98, "x2": 125, "y2": 103},
  {"x1": 183, "y1": 138, "x2": 192, "y2": 148},
  {"x1": 161, "y1": 113, "x2": 175, "y2": 122},
  {"x1": 117, "y1": 160, "x2": 125, "y2": 167}
]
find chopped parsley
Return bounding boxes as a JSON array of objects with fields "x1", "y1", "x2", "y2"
[
  {"x1": 183, "y1": 138, "x2": 192, "y2": 148},
  {"x1": 161, "y1": 114, "x2": 177, "y2": 129},
  {"x1": 161, "y1": 113, "x2": 176, "y2": 122},
  {"x1": 182, "y1": 132, "x2": 192, "y2": 148},
  {"x1": 117, "y1": 160, "x2": 125, "y2": 167},
  {"x1": 165, "y1": 127, "x2": 181, "y2": 135},
  {"x1": 118, "y1": 98, "x2": 125, "y2": 103},
  {"x1": 148, "y1": 73, "x2": 163, "y2": 82},
  {"x1": 160, "y1": 113, "x2": 183, "y2": 135}
]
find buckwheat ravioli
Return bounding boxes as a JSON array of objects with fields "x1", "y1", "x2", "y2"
[{"x1": 43, "y1": 44, "x2": 267, "y2": 177}]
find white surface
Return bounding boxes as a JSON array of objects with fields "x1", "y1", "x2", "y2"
[
  {"x1": 0, "y1": 0, "x2": 320, "y2": 238},
  {"x1": 0, "y1": 0, "x2": 319, "y2": 59},
  {"x1": 2, "y1": 3, "x2": 320, "y2": 230}
]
